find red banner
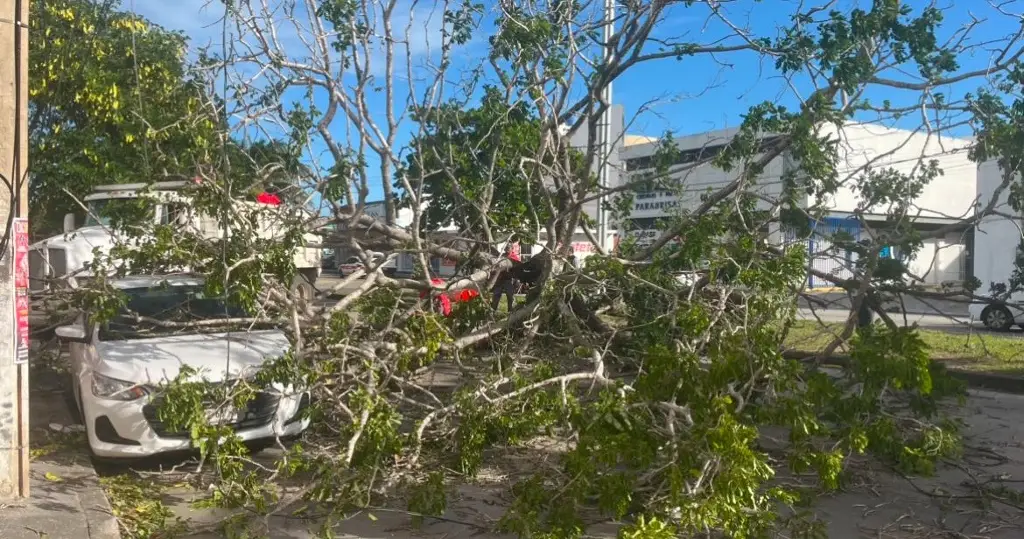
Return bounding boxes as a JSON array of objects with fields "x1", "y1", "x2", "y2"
[
  {"x1": 14, "y1": 218, "x2": 28, "y2": 289},
  {"x1": 14, "y1": 294, "x2": 28, "y2": 364},
  {"x1": 571, "y1": 242, "x2": 595, "y2": 254},
  {"x1": 13, "y1": 217, "x2": 28, "y2": 364}
]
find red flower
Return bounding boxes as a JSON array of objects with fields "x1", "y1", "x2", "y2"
[
  {"x1": 257, "y1": 192, "x2": 282, "y2": 205},
  {"x1": 420, "y1": 278, "x2": 451, "y2": 315},
  {"x1": 436, "y1": 295, "x2": 452, "y2": 316},
  {"x1": 418, "y1": 278, "x2": 479, "y2": 316}
]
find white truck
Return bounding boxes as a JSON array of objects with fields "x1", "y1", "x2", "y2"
[
  {"x1": 969, "y1": 159, "x2": 1024, "y2": 330},
  {"x1": 29, "y1": 181, "x2": 322, "y2": 300}
]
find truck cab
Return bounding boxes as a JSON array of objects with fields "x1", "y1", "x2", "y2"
[{"x1": 29, "y1": 181, "x2": 321, "y2": 298}]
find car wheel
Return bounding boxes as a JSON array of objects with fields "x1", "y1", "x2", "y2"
[
  {"x1": 981, "y1": 305, "x2": 1014, "y2": 331},
  {"x1": 63, "y1": 372, "x2": 84, "y2": 424},
  {"x1": 290, "y1": 274, "x2": 315, "y2": 303}
]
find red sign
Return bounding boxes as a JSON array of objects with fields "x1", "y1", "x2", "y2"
[
  {"x1": 14, "y1": 294, "x2": 28, "y2": 364},
  {"x1": 13, "y1": 218, "x2": 28, "y2": 289},
  {"x1": 571, "y1": 242, "x2": 595, "y2": 253},
  {"x1": 13, "y1": 217, "x2": 28, "y2": 364}
]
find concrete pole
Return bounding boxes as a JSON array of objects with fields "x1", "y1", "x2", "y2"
[
  {"x1": 595, "y1": 0, "x2": 615, "y2": 253},
  {"x1": 0, "y1": 0, "x2": 30, "y2": 499}
]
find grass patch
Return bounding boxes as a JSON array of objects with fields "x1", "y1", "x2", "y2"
[{"x1": 786, "y1": 320, "x2": 1024, "y2": 375}]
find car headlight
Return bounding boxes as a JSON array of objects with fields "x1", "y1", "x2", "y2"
[{"x1": 91, "y1": 372, "x2": 150, "y2": 401}]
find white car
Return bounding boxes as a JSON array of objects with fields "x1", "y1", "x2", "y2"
[
  {"x1": 969, "y1": 299, "x2": 1024, "y2": 331},
  {"x1": 338, "y1": 252, "x2": 397, "y2": 277},
  {"x1": 55, "y1": 275, "x2": 311, "y2": 458},
  {"x1": 338, "y1": 256, "x2": 363, "y2": 276}
]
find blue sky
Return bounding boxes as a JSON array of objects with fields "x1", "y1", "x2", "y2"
[{"x1": 124, "y1": 0, "x2": 1022, "y2": 203}]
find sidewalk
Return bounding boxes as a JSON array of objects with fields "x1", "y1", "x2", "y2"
[
  {"x1": 0, "y1": 369, "x2": 119, "y2": 539},
  {"x1": 0, "y1": 459, "x2": 120, "y2": 539}
]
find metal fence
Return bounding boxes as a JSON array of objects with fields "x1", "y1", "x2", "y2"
[{"x1": 784, "y1": 217, "x2": 863, "y2": 289}]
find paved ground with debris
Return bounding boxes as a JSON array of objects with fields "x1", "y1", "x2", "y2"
[
  {"x1": 5, "y1": 311, "x2": 1023, "y2": 539},
  {"x1": 93, "y1": 389, "x2": 1024, "y2": 539},
  {"x1": 0, "y1": 368, "x2": 118, "y2": 539}
]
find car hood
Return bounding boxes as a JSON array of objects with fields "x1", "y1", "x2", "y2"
[{"x1": 94, "y1": 329, "x2": 291, "y2": 386}]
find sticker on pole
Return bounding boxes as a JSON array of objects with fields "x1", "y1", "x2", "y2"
[
  {"x1": 13, "y1": 217, "x2": 29, "y2": 364},
  {"x1": 13, "y1": 217, "x2": 28, "y2": 290},
  {"x1": 14, "y1": 293, "x2": 28, "y2": 364}
]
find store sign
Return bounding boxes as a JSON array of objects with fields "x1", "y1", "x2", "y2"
[
  {"x1": 628, "y1": 229, "x2": 660, "y2": 245},
  {"x1": 571, "y1": 242, "x2": 595, "y2": 253},
  {"x1": 13, "y1": 218, "x2": 28, "y2": 364},
  {"x1": 361, "y1": 202, "x2": 388, "y2": 220},
  {"x1": 634, "y1": 199, "x2": 678, "y2": 212},
  {"x1": 627, "y1": 228, "x2": 682, "y2": 247}
]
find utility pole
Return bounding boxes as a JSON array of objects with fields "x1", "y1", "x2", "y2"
[
  {"x1": 0, "y1": 0, "x2": 30, "y2": 499},
  {"x1": 595, "y1": 0, "x2": 615, "y2": 253}
]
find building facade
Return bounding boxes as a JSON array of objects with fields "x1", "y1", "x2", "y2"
[{"x1": 618, "y1": 123, "x2": 976, "y2": 288}]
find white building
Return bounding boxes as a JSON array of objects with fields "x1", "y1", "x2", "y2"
[{"x1": 618, "y1": 123, "x2": 976, "y2": 288}]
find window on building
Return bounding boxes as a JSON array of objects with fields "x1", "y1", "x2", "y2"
[{"x1": 624, "y1": 135, "x2": 785, "y2": 172}]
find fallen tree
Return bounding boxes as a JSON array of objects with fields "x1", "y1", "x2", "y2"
[{"x1": 48, "y1": 0, "x2": 1024, "y2": 537}]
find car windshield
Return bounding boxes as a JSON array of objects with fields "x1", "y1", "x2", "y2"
[{"x1": 99, "y1": 285, "x2": 273, "y2": 340}]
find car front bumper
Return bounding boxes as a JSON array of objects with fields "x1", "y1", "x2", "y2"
[{"x1": 80, "y1": 387, "x2": 311, "y2": 458}]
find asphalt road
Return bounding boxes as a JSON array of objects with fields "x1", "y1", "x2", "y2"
[{"x1": 797, "y1": 307, "x2": 978, "y2": 332}]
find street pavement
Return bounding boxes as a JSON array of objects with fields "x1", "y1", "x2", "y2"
[
  {"x1": 796, "y1": 292, "x2": 1019, "y2": 336},
  {"x1": 798, "y1": 291, "x2": 971, "y2": 317},
  {"x1": 92, "y1": 389, "x2": 1024, "y2": 539},
  {"x1": 797, "y1": 307, "x2": 976, "y2": 332},
  {"x1": 0, "y1": 368, "x2": 119, "y2": 539}
]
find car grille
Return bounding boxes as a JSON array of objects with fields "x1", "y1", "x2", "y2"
[
  {"x1": 142, "y1": 391, "x2": 281, "y2": 439},
  {"x1": 28, "y1": 249, "x2": 47, "y2": 292},
  {"x1": 48, "y1": 248, "x2": 67, "y2": 278}
]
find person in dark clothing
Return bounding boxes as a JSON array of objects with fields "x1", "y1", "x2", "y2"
[
  {"x1": 856, "y1": 291, "x2": 875, "y2": 329},
  {"x1": 492, "y1": 237, "x2": 521, "y2": 311},
  {"x1": 491, "y1": 269, "x2": 516, "y2": 311}
]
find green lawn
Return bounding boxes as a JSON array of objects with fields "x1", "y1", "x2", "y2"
[{"x1": 785, "y1": 320, "x2": 1024, "y2": 376}]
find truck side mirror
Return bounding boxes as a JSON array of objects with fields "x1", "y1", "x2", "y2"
[{"x1": 63, "y1": 213, "x2": 75, "y2": 234}]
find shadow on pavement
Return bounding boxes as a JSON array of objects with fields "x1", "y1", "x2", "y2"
[{"x1": 0, "y1": 339, "x2": 119, "y2": 539}]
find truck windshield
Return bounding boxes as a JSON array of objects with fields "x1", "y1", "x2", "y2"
[
  {"x1": 83, "y1": 198, "x2": 156, "y2": 228},
  {"x1": 98, "y1": 285, "x2": 275, "y2": 340},
  {"x1": 83, "y1": 200, "x2": 112, "y2": 227}
]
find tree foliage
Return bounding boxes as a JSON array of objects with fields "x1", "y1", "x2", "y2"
[
  {"x1": 28, "y1": 0, "x2": 217, "y2": 236},
  {"x1": 400, "y1": 86, "x2": 588, "y2": 239},
  {"x1": 28, "y1": 0, "x2": 307, "y2": 237}
]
